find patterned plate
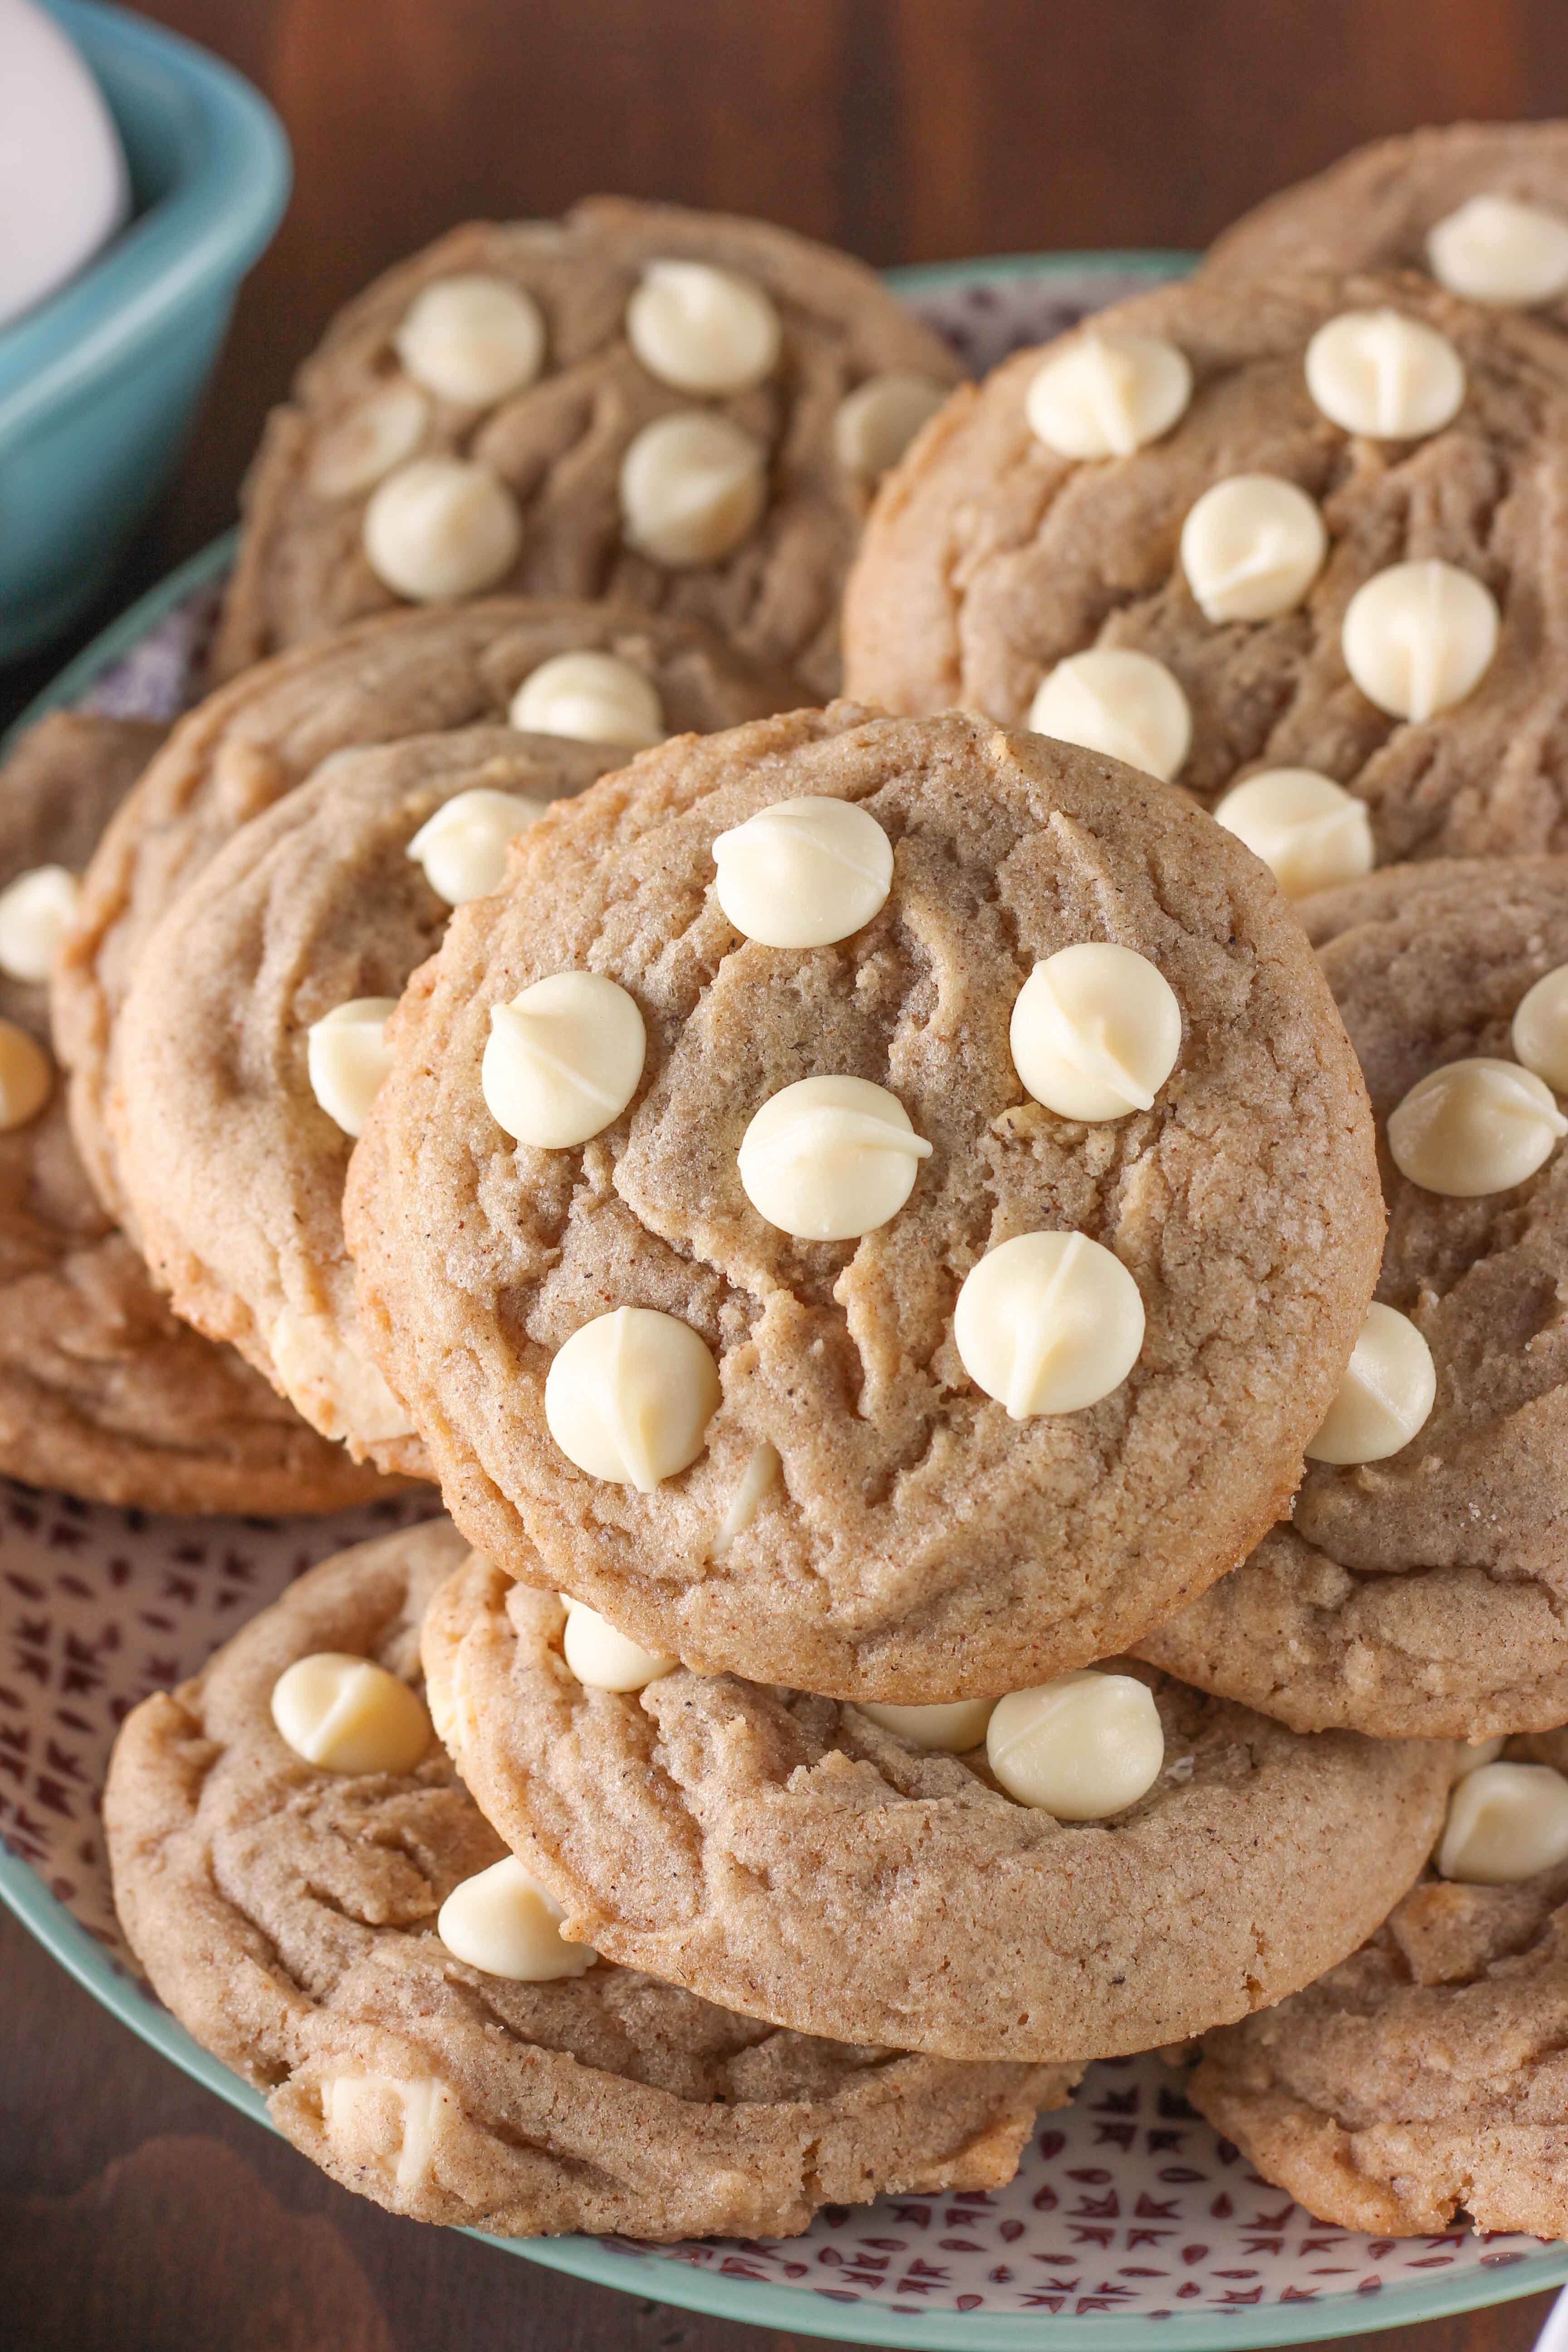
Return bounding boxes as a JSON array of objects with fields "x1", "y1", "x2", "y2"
[{"x1": 3, "y1": 251, "x2": 1564, "y2": 2352}]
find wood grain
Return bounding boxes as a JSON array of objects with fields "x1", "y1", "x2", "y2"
[
  {"x1": 7, "y1": 4, "x2": 1568, "y2": 2343},
  {"x1": 1, "y1": 1902, "x2": 1555, "y2": 2352}
]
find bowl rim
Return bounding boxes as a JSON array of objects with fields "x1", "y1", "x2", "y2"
[
  {"x1": 5, "y1": 243, "x2": 1568, "y2": 2351},
  {"x1": 0, "y1": 0, "x2": 290, "y2": 452}
]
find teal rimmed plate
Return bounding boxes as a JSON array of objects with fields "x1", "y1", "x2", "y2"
[{"x1": 4, "y1": 249, "x2": 1564, "y2": 2352}]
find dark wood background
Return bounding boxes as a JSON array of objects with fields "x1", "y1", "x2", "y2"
[{"x1": 5, "y1": 3, "x2": 1568, "y2": 2346}]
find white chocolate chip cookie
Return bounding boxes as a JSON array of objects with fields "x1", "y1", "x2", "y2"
[
  {"x1": 1189, "y1": 1726, "x2": 1568, "y2": 2240},
  {"x1": 214, "y1": 198, "x2": 963, "y2": 699},
  {"x1": 106, "y1": 1523, "x2": 1073, "y2": 2240},
  {"x1": 344, "y1": 703, "x2": 1382, "y2": 1702},
  {"x1": 417, "y1": 1553, "x2": 1450, "y2": 2065},
  {"x1": 0, "y1": 713, "x2": 388, "y2": 1513},
  {"x1": 845, "y1": 267, "x2": 1568, "y2": 866},
  {"x1": 108, "y1": 726, "x2": 614, "y2": 1475},
  {"x1": 1207, "y1": 120, "x2": 1568, "y2": 324},
  {"x1": 54, "y1": 601, "x2": 798, "y2": 1231},
  {"x1": 1141, "y1": 857, "x2": 1568, "y2": 1739}
]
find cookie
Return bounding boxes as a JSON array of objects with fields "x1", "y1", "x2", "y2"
[
  {"x1": 1207, "y1": 123, "x2": 1568, "y2": 327},
  {"x1": 213, "y1": 199, "x2": 964, "y2": 699},
  {"x1": 1189, "y1": 1729, "x2": 1568, "y2": 2237},
  {"x1": 53, "y1": 600, "x2": 799, "y2": 1225},
  {"x1": 109, "y1": 726, "x2": 617, "y2": 1475},
  {"x1": 0, "y1": 714, "x2": 384, "y2": 1514},
  {"x1": 0, "y1": 712, "x2": 168, "y2": 1019},
  {"x1": 345, "y1": 701, "x2": 1383, "y2": 1701},
  {"x1": 104, "y1": 1520, "x2": 1074, "y2": 2240},
  {"x1": 842, "y1": 269, "x2": 1568, "y2": 868},
  {"x1": 1139, "y1": 858, "x2": 1568, "y2": 1739},
  {"x1": 420, "y1": 1551, "x2": 1450, "y2": 2065}
]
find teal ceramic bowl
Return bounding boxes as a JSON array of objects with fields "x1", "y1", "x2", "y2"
[{"x1": 0, "y1": 1, "x2": 289, "y2": 662}]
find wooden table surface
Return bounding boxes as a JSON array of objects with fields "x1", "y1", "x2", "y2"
[{"x1": 6, "y1": 4, "x2": 1568, "y2": 2347}]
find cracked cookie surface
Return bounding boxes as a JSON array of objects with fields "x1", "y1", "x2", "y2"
[
  {"x1": 420, "y1": 1553, "x2": 1450, "y2": 2064},
  {"x1": 104, "y1": 1521, "x2": 1070, "y2": 2239},
  {"x1": 1190, "y1": 1729, "x2": 1568, "y2": 2238},
  {"x1": 109, "y1": 725, "x2": 616, "y2": 1477},
  {"x1": 0, "y1": 713, "x2": 386, "y2": 1513},
  {"x1": 214, "y1": 198, "x2": 963, "y2": 698},
  {"x1": 346, "y1": 702, "x2": 1382, "y2": 1699},
  {"x1": 1139, "y1": 858, "x2": 1568, "y2": 1738},
  {"x1": 843, "y1": 270, "x2": 1568, "y2": 866},
  {"x1": 53, "y1": 600, "x2": 798, "y2": 1225},
  {"x1": 1205, "y1": 122, "x2": 1568, "y2": 322}
]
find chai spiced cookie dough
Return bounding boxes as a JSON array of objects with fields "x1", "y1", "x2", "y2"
[
  {"x1": 0, "y1": 713, "x2": 385, "y2": 1513},
  {"x1": 842, "y1": 268, "x2": 1568, "y2": 871},
  {"x1": 109, "y1": 726, "x2": 617, "y2": 1475},
  {"x1": 1189, "y1": 1731, "x2": 1568, "y2": 2238},
  {"x1": 1206, "y1": 122, "x2": 1568, "y2": 325},
  {"x1": 345, "y1": 702, "x2": 1384, "y2": 1700},
  {"x1": 52, "y1": 599, "x2": 799, "y2": 1224},
  {"x1": 419, "y1": 1552, "x2": 1450, "y2": 2065},
  {"x1": 0, "y1": 712, "x2": 167, "y2": 1015},
  {"x1": 1139, "y1": 858, "x2": 1568, "y2": 1740},
  {"x1": 213, "y1": 199, "x2": 964, "y2": 699},
  {"x1": 105, "y1": 1522, "x2": 1073, "y2": 2240}
]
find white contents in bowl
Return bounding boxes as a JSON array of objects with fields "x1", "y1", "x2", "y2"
[{"x1": 0, "y1": 0, "x2": 129, "y2": 330}]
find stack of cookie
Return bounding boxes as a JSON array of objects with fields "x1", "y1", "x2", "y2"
[
  {"x1": 9, "y1": 141, "x2": 1568, "y2": 2248},
  {"x1": 840, "y1": 124, "x2": 1568, "y2": 2240}
]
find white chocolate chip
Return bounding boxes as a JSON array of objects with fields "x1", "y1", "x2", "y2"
[
  {"x1": 362, "y1": 456, "x2": 522, "y2": 602},
  {"x1": 509, "y1": 650, "x2": 664, "y2": 749},
  {"x1": 309, "y1": 382, "x2": 430, "y2": 497},
  {"x1": 1214, "y1": 769, "x2": 1375, "y2": 898},
  {"x1": 1027, "y1": 648, "x2": 1192, "y2": 782},
  {"x1": 619, "y1": 412, "x2": 767, "y2": 567},
  {"x1": 0, "y1": 1019, "x2": 50, "y2": 1130},
  {"x1": 561, "y1": 1597, "x2": 677, "y2": 1692},
  {"x1": 834, "y1": 373, "x2": 949, "y2": 478},
  {"x1": 394, "y1": 274, "x2": 546, "y2": 405},
  {"x1": 626, "y1": 259, "x2": 781, "y2": 396},
  {"x1": 1009, "y1": 943, "x2": 1181, "y2": 1124},
  {"x1": 544, "y1": 1305, "x2": 720, "y2": 1490},
  {"x1": 407, "y1": 789, "x2": 550, "y2": 907},
  {"x1": 713, "y1": 1438, "x2": 780, "y2": 1553},
  {"x1": 712, "y1": 796, "x2": 892, "y2": 947},
  {"x1": 1512, "y1": 964, "x2": 1568, "y2": 1093},
  {"x1": 954, "y1": 1230, "x2": 1145, "y2": 1419},
  {"x1": 985, "y1": 1671, "x2": 1165, "y2": 1817},
  {"x1": 1179, "y1": 473, "x2": 1327, "y2": 622},
  {"x1": 1304, "y1": 309, "x2": 1466, "y2": 439},
  {"x1": 306, "y1": 997, "x2": 398, "y2": 1137},
  {"x1": 737, "y1": 1074, "x2": 932, "y2": 1241},
  {"x1": 270, "y1": 1651, "x2": 431, "y2": 1774},
  {"x1": 481, "y1": 971, "x2": 645, "y2": 1149},
  {"x1": 0, "y1": 863, "x2": 78, "y2": 984},
  {"x1": 1428, "y1": 192, "x2": 1568, "y2": 305},
  {"x1": 1437, "y1": 1761, "x2": 1568, "y2": 1883},
  {"x1": 858, "y1": 1697, "x2": 995, "y2": 1753},
  {"x1": 1452, "y1": 1734, "x2": 1507, "y2": 1781},
  {"x1": 322, "y1": 2073, "x2": 458, "y2": 2194},
  {"x1": 268, "y1": 1306, "x2": 417, "y2": 1446},
  {"x1": 1305, "y1": 1301, "x2": 1437, "y2": 1465},
  {"x1": 1024, "y1": 329, "x2": 1192, "y2": 459},
  {"x1": 1387, "y1": 1056, "x2": 1567, "y2": 1197},
  {"x1": 437, "y1": 1855, "x2": 598, "y2": 1979},
  {"x1": 1341, "y1": 559, "x2": 1499, "y2": 722}
]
